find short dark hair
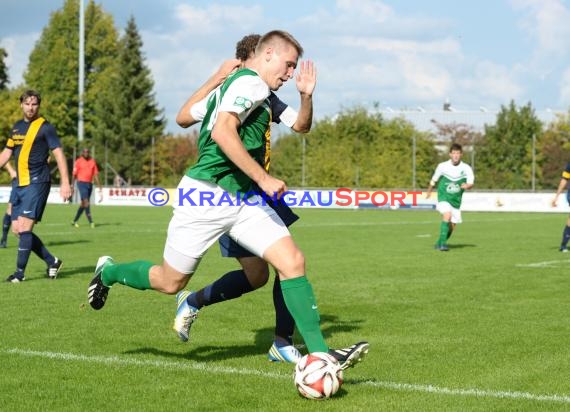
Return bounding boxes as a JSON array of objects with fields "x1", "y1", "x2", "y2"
[
  {"x1": 450, "y1": 143, "x2": 462, "y2": 152},
  {"x1": 20, "y1": 89, "x2": 41, "y2": 105},
  {"x1": 235, "y1": 34, "x2": 260, "y2": 61},
  {"x1": 256, "y1": 30, "x2": 303, "y2": 58}
]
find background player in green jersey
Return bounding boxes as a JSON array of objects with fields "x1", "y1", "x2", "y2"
[{"x1": 426, "y1": 143, "x2": 474, "y2": 251}]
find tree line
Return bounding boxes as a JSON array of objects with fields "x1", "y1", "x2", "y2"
[{"x1": 0, "y1": 0, "x2": 569, "y2": 191}]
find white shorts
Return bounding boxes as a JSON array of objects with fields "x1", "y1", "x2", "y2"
[
  {"x1": 436, "y1": 201, "x2": 462, "y2": 224},
  {"x1": 164, "y1": 176, "x2": 289, "y2": 274}
]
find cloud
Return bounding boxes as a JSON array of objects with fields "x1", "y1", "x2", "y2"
[
  {"x1": 510, "y1": 0, "x2": 570, "y2": 57},
  {"x1": 173, "y1": 3, "x2": 264, "y2": 34},
  {"x1": 0, "y1": 33, "x2": 38, "y2": 87}
]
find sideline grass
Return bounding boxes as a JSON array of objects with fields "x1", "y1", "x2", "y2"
[{"x1": 1, "y1": 205, "x2": 570, "y2": 411}]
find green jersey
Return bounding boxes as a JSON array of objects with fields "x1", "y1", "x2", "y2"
[
  {"x1": 187, "y1": 68, "x2": 271, "y2": 194},
  {"x1": 431, "y1": 160, "x2": 474, "y2": 208}
]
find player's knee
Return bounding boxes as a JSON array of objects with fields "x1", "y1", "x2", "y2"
[
  {"x1": 282, "y1": 248, "x2": 305, "y2": 276},
  {"x1": 243, "y1": 261, "x2": 270, "y2": 289},
  {"x1": 158, "y1": 279, "x2": 186, "y2": 295}
]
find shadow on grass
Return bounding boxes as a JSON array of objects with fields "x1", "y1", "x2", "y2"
[
  {"x1": 123, "y1": 344, "x2": 267, "y2": 362},
  {"x1": 253, "y1": 314, "x2": 367, "y2": 348},
  {"x1": 44, "y1": 239, "x2": 92, "y2": 247},
  {"x1": 446, "y1": 243, "x2": 476, "y2": 250},
  {"x1": 123, "y1": 314, "x2": 367, "y2": 362}
]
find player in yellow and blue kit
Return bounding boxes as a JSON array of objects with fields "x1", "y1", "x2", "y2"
[
  {"x1": 551, "y1": 162, "x2": 570, "y2": 252},
  {"x1": 0, "y1": 90, "x2": 72, "y2": 282}
]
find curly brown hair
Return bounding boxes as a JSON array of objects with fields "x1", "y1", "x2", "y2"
[{"x1": 235, "y1": 34, "x2": 260, "y2": 61}]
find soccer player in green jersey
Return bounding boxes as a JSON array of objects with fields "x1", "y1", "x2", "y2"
[
  {"x1": 175, "y1": 34, "x2": 314, "y2": 364},
  {"x1": 87, "y1": 30, "x2": 369, "y2": 369},
  {"x1": 426, "y1": 143, "x2": 474, "y2": 251}
]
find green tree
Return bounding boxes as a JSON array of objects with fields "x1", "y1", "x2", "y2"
[
  {"x1": 272, "y1": 107, "x2": 438, "y2": 189},
  {"x1": 539, "y1": 112, "x2": 570, "y2": 189},
  {"x1": 23, "y1": 0, "x2": 120, "y2": 153},
  {"x1": 476, "y1": 100, "x2": 543, "y2": 189},
  {"x1": 91, "y1": 16, "x2": 165, "y2": 184},
  {"x1": 140, "y1": 132, "x2": 199, "y2": 187},
  {"x1": 0, "y1": 47, "x2": 8, "y2": 90}
]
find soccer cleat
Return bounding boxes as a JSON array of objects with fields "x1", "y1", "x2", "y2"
[
  {"x1": 0, "y1": 240, "x2": 6, "y2": 248},
  {"x1": 47, "y1": 258, "x2": 63, "y2": 279},
  {"x1": 173, "y1": 290, "x2": 199, "y2": 342},
  {"x1": 90, "y1": 222, "x2": 96, "y2": 229},
  {"x1": 560, "y1": 246, "x2": 568, "y2": 253},
  {"x1": 328, "y1": 341, "x2": 369, "y2": 370},
  {"x1": 435, "y1": 243, "x2": 449, "y2": 251},
  {"x1": 6, "y1": 272, "x2": 25, "y2": 283},
  {"x1": 87, "y1": 256, "x2": 113, "y2": 310},
  {"x1": 268, "y1": 342, "x2": 302, "y2": 363},
  {"x1": 71, "y1": 221, "x2": 79, "y2": 228}
]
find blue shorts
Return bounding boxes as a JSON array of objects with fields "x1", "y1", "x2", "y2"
[
  {"x1": 219, "y1": 197, "x2": 300, "y2": 258},
  {"x1": 77, "y1": 181, "x2": 93, "y2": 201},
  {"x1": 12, "y1": 182, "x2": 51, "y2": 222}
]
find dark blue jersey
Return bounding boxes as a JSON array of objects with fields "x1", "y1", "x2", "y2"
[
  {"x1": 6, "y1": 117, "x2": 62, "y2": 186},
  {"x1": 268, "y1": 92, "x2": 288, "y2": 124}
]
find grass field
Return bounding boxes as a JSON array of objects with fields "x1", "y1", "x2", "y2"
[{"x1": 1, "y1": 204, "x2": 570, "y2": 411}]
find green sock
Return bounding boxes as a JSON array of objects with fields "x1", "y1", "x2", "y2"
[
  {"x1": 438, "y1": 221, "x2": 450, "y2": 245},
  {"x1": 281, "y1": 276, "x2": 328, "y2": 353},
  {"x1": 102, "y1": 260, "x2": 153, "y2": 290}
]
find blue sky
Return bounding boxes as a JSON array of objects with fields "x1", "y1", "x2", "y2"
[{"x1": 1, "y1": 0, "x2": 570, "y2": 134}]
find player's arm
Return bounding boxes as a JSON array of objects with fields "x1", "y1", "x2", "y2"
[
  {"x1": 0, "y1": 148, "x2": 13, "y2": 171},
  {"x1": 51, "y1": 147, "x2": 72, "y2": 200},
  {"x1": 211, "y1": 112, "x2": 287, "y2": 197},
  {"x1": 4, "y1": 161, "x2": 16, "y2": 179},
  {"x1": 462, "y1": 166, "x2": 475, "y2": 190},
  {"x1": 426, "y1": 165, "x2": 443, "y2": 199},
  {"x1": 71, "y1": 159, "x2": 78, "y2": 187},
  {"x1": 425, "y1": 180, "x2": 437, "y2": 199},
  {"x1": 552, "y1": 177, "x2": 569, "y2": 207},
  {"x1": 176, "y1": 58, "x2": 241, "y2": 128},
  {"x1": 290, "y1": 60, "x2": 316, "y2": 133}
]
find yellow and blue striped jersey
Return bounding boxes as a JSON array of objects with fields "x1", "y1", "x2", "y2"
[{"x1": 6, "y1": 117, "x2": 62, "y2": 186}]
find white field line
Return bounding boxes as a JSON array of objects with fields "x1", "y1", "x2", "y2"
[
  {"x1": 516, "y1": 259, "x2": 570, "y2": 268},
  {"x1": 5, "y1": 348, "x2": 570, "y2": 404}
]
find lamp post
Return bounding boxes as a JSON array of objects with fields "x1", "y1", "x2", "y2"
[{"x1": 78, "y1": 0, "x2": 85, "y2": 142}]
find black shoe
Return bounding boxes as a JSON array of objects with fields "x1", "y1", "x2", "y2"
[
  {"x1": 47, "y1": 258, "x2": 63, "y2": 279},
  {"x1": 87, "y1": 256, "x2": 113, "y2": 310},
  {"x1": 6, "y1": 272, "x2": 25, "y2": 283},
  {"x1": 328, "y1": 341, "x2": 369, "y2": 370},
  {"x1": 0, "y1": 240, "x2": 6, "y2": 248}
]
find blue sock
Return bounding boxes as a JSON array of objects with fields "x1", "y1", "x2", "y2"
[
  {"x1": 1, "y1": 213, "x2": 11, "y2": 242},
  {"x1": 561, "y1": 225, "x2": 570, "y2": 248},
  {"x1": 272, "y1": 273, "x2": 295, "y2": 345},
  {"x1": 30, "y1": 233, "x2": 55, "y2": 265},
  {"x1": 73, "y1": 207, "x2": 84, "y2": 223},
  {"x1": 85, "y1": 206, "x2": 92, "y2": 223},
  {"x1": 16, "y1": 231, "x2": 33, "y2": 273},
  {"x1": 188, "y1": 270, "x2": 253, "y2": 309}
]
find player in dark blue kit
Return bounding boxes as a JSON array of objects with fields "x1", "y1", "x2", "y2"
[
  {"x1": 552, "y1": 162, "x2": 570, "y2": 252},
  {"x1": 0, "y1": 90, "x2": 72, "y2": 282}
]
